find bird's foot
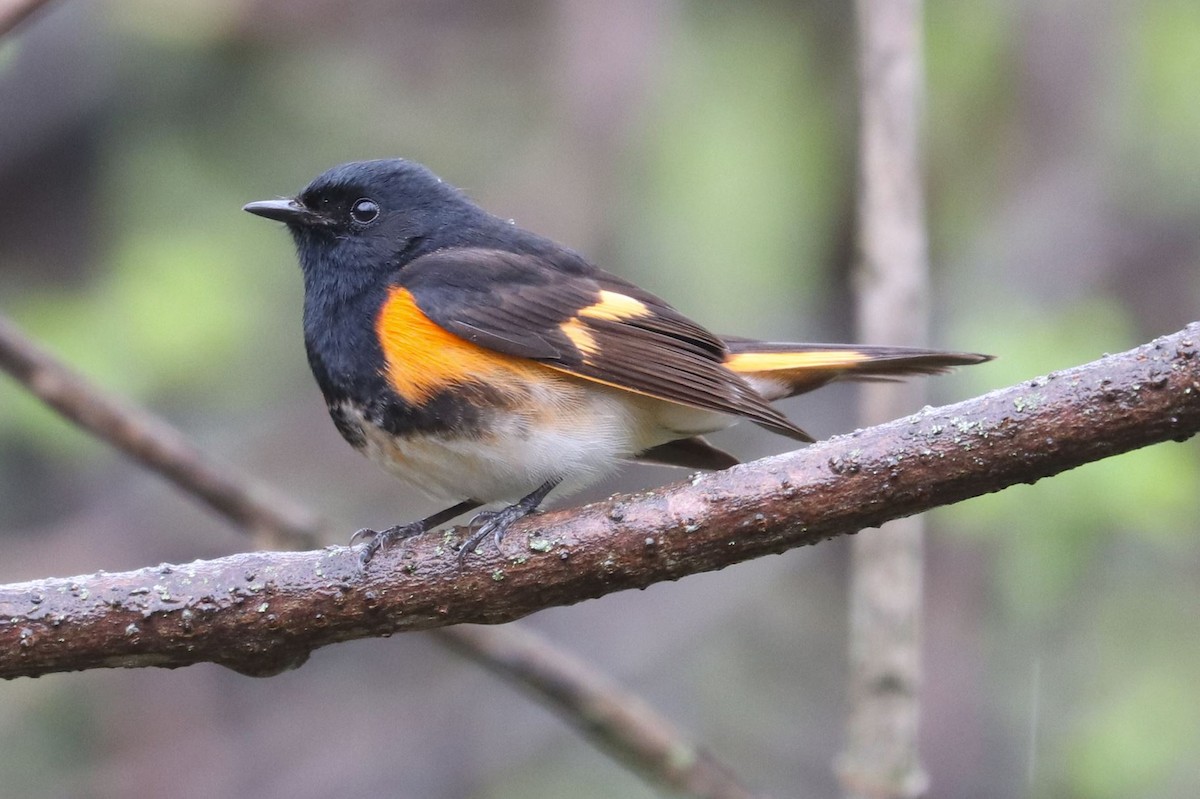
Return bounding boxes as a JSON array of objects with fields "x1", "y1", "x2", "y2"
[
  {"x1": 457, "y1": 504, "x2": 537, "y2": 566},
  {"x1": 351, "y1": 521, "x2": 428, "y2": 566},
  {"x1": 456, "y1": 479, "x2": 560, "y2": 566}
]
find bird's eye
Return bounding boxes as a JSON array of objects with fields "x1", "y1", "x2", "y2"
[{"x1": 350, "y1": 198, "x2": 380, "y2": 225}]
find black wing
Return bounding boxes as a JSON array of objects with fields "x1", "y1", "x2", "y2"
[{"x1": 398, "y1": 248, "x2": 811, "y2": 441}]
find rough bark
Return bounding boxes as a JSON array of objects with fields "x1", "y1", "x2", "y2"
[
  {"x1": 0, "y1": 313, "x2": 767, "y2": 798},
  {"x1": 1, "y1": 325, "x2": 1196, "y2": 681}
]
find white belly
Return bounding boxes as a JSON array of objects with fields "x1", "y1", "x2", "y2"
[{"x1": 339, "y1": 379, "x2": 733, "y2": 505}]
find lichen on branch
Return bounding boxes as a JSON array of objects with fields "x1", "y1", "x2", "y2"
[{"x1": 1, "y1": 324, "x2": 1198, "y2": 681}]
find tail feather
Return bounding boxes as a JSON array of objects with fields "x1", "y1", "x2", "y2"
[{"x1": 721, "y1": 337, "x2": 992, "y2": 401}]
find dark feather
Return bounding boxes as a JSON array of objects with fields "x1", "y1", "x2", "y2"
[
  {"x1": 721, "y1": 338, "x2": 993, "y2": 399},
  {"x1": 400, "y1": 248, "x2": 811, "y2": 441},
  {"x1": 634, "y1": 437, "x2": 740, "y2": 470}
]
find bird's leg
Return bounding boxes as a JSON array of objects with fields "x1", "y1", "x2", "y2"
[
  {"x1": 353, "y1": 499, "x2": 482, "y2": 566},
  {"x1": 458, "y1": 478, "x2": 561, "y2": 565}
]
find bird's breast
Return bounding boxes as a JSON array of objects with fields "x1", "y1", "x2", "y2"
[
  {"x1": 312, "y1": 284, "x2": 740, "y2": 503},
  {"x1": 328, "y1": 377, "x2": 678, "y2": 504}
]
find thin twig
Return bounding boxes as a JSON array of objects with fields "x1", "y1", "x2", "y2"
[
  {"x1": 0, "y1": 7, "x2": 765, "y2": 796},
  {"x1": 844, "y1": 0, "x2": 930, "y2": 796},
  {"x1": 0, "y1": 0, "x2": 57, "y2": 36},
  {"x1": 0, "y1": 313, "x2": 766, "y2": 799},
  {"x1": 0, "y1": 317, "x2": 323, "y2": 548},
  {"x1": 1, "y1": 324, "x2": 1196, "y2": 681},
  {"x1": 438, "y1": 625, "x2": 763, "y2": 799}
]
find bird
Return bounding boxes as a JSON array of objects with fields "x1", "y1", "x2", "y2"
[{"x1": 244, "y1": 158, "x2": 989, "y2": 566}]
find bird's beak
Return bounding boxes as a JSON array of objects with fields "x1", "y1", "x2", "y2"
[{"x1": 242, "y1": 198, "x2": 317, "y2": 225}]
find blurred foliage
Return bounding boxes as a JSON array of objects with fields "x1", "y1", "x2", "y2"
[
  {"x1": 945, "y1": 298, "x2": 1200, "y2": 609},
  {"x1": 1121, "y1": 0, "x2": 1200, "y2": 211},
  {"x1": 0, "y1": 1, "x2": 1197, "y2": 797},
  {"x1": 631, "y1": 2, "x2": 846, "y2": 335},
  {"x1": 0, "y1": 680, "x2": 100, "y2": 798}
]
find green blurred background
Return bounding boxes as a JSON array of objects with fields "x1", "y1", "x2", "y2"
[{"x1": 1, "y1": 1, "x2": 1197, "y2": 797}]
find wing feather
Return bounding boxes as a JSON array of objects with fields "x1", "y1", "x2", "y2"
[{"x1": 399, "y1": 248, "x2": 811, "y2": 441}]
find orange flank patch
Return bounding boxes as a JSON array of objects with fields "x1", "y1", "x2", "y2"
[
  {"x1": 375, "y1": 287, "x2": 545, "y2": 402},
  {"x1": 724, "y1": 350, "x2": 869, "y2": 374},
  {"x1": 576, "y1": 290, "x2": 649, "y2": 321}
]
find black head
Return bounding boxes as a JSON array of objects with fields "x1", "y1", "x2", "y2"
[{"x1": 244, "y1": 159, "x2": 489, "y2": 284}]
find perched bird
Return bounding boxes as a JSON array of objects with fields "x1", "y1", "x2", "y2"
[{"x1": 244, "y1": 159, "x2": 989, "y2": 565}]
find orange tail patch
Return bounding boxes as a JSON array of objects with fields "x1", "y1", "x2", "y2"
[{"x1": 723, "y1": 341, "x2": 991, "y2": 400}]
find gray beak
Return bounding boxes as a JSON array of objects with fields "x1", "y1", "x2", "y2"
[{"x1": 243, "y1": 198, "x2": 317, "y2": 225}]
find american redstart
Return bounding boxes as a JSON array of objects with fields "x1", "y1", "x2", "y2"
[{"x1": 244, "y1": 159, "x2": 989, "y2": 565}]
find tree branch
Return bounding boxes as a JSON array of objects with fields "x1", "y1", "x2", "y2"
[
  {"x1": 0, "y1": 314, "x2": 768, "y2": 798},
  {"x1": 0, "y1": 0, "x2": 57, "y2": 36},
  {"x1": 0, "y1": 10, "x2": 771, "y2": 797},
  {"x1": 0, "y1": 318, "x2": 324, "y2": 547},
  {"x1": 439, "y1": 625, "x2": 760, "y2": 799},
  {"x1": 2, "y1": 324, "x2": 1197, "y2": 681}
]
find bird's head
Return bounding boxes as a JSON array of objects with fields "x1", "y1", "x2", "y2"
[{"x1": 244, "y1": 159, "x2": 483, "y2": 285}]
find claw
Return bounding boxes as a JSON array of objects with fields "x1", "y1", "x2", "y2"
[
  {"x1": 351, "y1": 500, "x2": 485, "y2": 570},
  {"x1": 456, "y1": 526, "x2": 490, "y2": 568},
  {"x1": 455, "y1": 479, "x2": 561, "y2": 568},
  {"x1": 470, "y1": 507, "x2": 524, "y2": 547},
  {"x1": 355, "y1": 521, "x2": 427, "y2": 566},
  {"x1": 456, "y1": 503, "x2": 539, "y2": 566},
  {"x1": 349, "y1": 527, "x2": 378, "y2": 546},
  {"x1": 456, "y1": 512, "x2": 507, "y2": 568}
]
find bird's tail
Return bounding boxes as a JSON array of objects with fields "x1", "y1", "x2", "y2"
[{"x1": 721, "y1": 336, "x2": 992, "y2": 402}]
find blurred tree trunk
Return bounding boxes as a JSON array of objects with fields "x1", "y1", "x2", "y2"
[{"x1": 840, "y1": 0, "x2": 930, "y2": 797}]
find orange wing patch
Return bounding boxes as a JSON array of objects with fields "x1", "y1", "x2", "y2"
[{"x1": 375, "y1": 287, "x2": 546, "y2": 403}]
